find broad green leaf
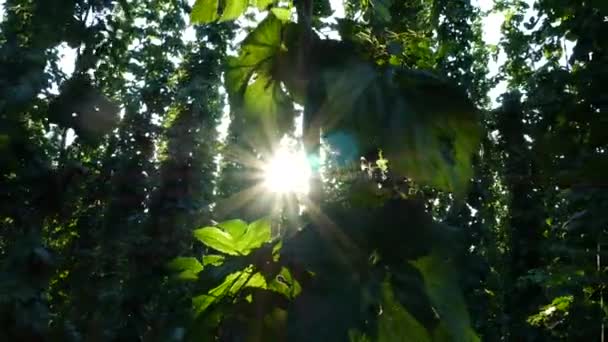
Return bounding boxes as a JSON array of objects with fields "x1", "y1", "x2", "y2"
[
  {"x1": 191, "y1": 0, "x2": 219, "y2": 24},
  {"x1": 194, "y1": 227, "x2": 240, "y2": 255},
  {"x1": 193, "y1": 271, "x2": 243, "y2": 314},
  {"x1": 237, "y1": 217, "x2": 272, "y2": 252},
  {"x1": 219, "y1": 0, "x2": 249, "y2": 22},
  {"x1": 193, "y1": 269, "x2": 265, "y2": 315},
  {"x1": 192, "y1": 294, "x2": 217, "y2": 315},
  {"x1": 246, "y1": 272, "x2": 268, "y2": 288},
  {"x1": 225, "y1": 16, "x2": 283, "y2": 89},
  {"x1": 195, "y1": 218, "x2": 271, "y2": 255},
  {"x1": 254, "y1": 0, "x2": 275, "y2": 10},
  {"x1": 167, "y1": 257, "x2": 204, "y2": 280},
  {"x1": 323, "y1": 67, "x2": 479, "y2": 198},
  {"x1": 390, "y1": 71, "x2": 480, "y2": 199},
  {"x1": 268, "y1": 267, "x2": 301, "y2": 298},
  {"x1": 412, "y1": 252, "x2": 479, "y2": 342},
  {"x1": 225, "y1": 15, "x2": 295, "y2": 139},
  {"x1": 218, "y1": 219, "x2": 248, "y2": 239},
  {"x1": 242, "y1": 72, "x2": 294, "y2": 134},
  {"x1": 270, "y1": 7, "x2": 291, "y2": 21},
  {"x1": 377, "y1": 281, "x2": 431, "y2": 342},
  {"x1": 202, "y1": 254, "x2": 225, "y2": 266}
]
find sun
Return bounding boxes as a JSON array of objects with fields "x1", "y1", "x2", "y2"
[{"x1": 263, "y1": 146, "x2": 311, "y2": 194}]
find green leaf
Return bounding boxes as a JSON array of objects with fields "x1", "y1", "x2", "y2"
[
  {"x1": 377, "y1": 281, "x2": 431, "y2": 342},
  {"x1": 323, "y1": 68, "x2": 480, "y2": 198},
  {"x1": 218, "y1": 219, "x2": 248, "y2": 239},
  {"x1": 372, "y1": 0, "x2": 393, "y2": 23},
  {"x1": 267, "y1": 267, "x2": 301, "y2": 298},
  {"x1": 194, "y1": 227, "x2": 240, "y2": 255},
  {"x1": 202, "y1": 254, "x2": 226, "y2": 267},
  {"x1": 237, "y1": 217, "x2": 272, "y2": 252},
  {"x1": 191, "y1": 0, "x2": 219, "y2": 24},
  {"x1": 254, "y1": 0, "x2": 275, "y2": 10},
  {"x1": 270, "y1": 7, "x2": 291, "y2": 21},
  {"x1": 195, "y1": 218, "x2": 271, "y2": 256},
  {"x1": 225, "y1": 15, "x2": 295, "y2": 140},
  {"x1": 242, "y1": 72, "x2": 294, "y2": 134},
  {"x1": 192, "y1": 267, "x2": 270, "y2": 315},
  {"x1": 191, "y1": 0, "x2": 249, "y2": 23},
  {"x1": 192, "y1": 294, "x2": 217, "y2": 315},
  {"x1": 193, "y1": 271, "x2": 243, "y2": 314},
  {"x1": 396, "y1": 73, "x2": 480, "y2": 198},
  {"x1": 528, "y1": 295, "x2": 574, "y2": 328},
  {"x1": 412, "y1": 252, "x2": 479, "y2": 342},
  {"x1": 219, "y1": 0, "x2": 249, "y2": 22},
  {"x1": 272, "y1": 240, "x2": 282, "y2": 261},
  {"x1": 168, "y1": 257, "x2": 204, "y2": 280},
  {"x1": 246, "y1": 272, "x2": 268, "y2": 288}
]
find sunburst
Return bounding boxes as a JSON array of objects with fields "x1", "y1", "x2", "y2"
[{"x1": 262, "y1": 145, "x2": 311, "y2": 195}]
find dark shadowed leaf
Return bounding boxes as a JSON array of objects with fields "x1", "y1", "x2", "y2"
[
  {"x1": 377, "y1": 280, "x2": 431, "y2": 342},
  {"x1": 412, "y1": 252, "x2": 480, "y2": 342},
  {"x1": 322, "y1": 67, "x2": 480, "y2": 197}
]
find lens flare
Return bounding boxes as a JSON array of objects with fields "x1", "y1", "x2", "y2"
[{"x1": 263, "y1": 147, "x2": 311, "y2": 194}]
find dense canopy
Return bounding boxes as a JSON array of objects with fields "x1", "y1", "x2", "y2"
[{"x1": 0, "y1": 0, "x2": 606, "y2": 341}]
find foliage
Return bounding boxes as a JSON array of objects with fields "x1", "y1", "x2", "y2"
[
  {"x1": 0, "y1": 0, "x2": 606, "y2": 340},
  {"x1": 218, "y1": 11, "x2": 481, "y2": 197},
  {"x1": 182, "y1": 207, "x2": 476, "y2": 341}
]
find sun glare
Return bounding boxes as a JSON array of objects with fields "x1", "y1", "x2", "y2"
[{"x1": 263, "y1": 147, "x2": 311, "y2": 194}]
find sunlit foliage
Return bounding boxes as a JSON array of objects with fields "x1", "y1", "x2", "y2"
[{"x1": 0, "y1": 0, "x2": 605, "y2": 340}]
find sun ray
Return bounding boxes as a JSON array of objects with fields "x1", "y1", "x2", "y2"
[
  {"x1": 263, "y1": 146, "x2": 311, "y2": 194},
  {"x1": 300, "y1": 197, "x2": 365, "y2": 270}
]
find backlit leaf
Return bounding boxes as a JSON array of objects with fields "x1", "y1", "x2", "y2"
[
  {"x1": 237, "y1": 217, "x2": 272, "y2": 252},
  {"x1": 218, "y1": 219, "x2": 248, "y2": 239},
  {"x1": 194, "y1": 227, "x2": 240, "y2": 255},
  {"x1": 225, "y1": 15, "x2": 295, "y2": 139},
  {"x1": 268, "y1": 267, "x2": 301, "y2": 298},
  {"x1": 412, "y1": 252, "x2": 480, "y2": 341},
  {"x1": 203, "y1": 254, "x2": 226, "y2": 267},
  {"x1": 219, "y1": 0, "x2": 249, "y2": 22},
  {"x1": 246, "y1": 272, "x2": 268, "y2": 288},
  {"x1": 191, "y1": 0, "x2": 219, "y2": 24},
  {"x1": 167, "y1": 257, "x2": 204, "y2": 280},
  {"x1": 193, "y1": 271, "x2": 243, "y2": 314},
  {"x1": 377, "y1": 281, "x2": 431, "y2": 342},
  {"x1": 270, "y1": 7, "x2": 292, "y2": 21},
  {"x1": 254, "y1": 0, "x2": 275, "y2": 10}
]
